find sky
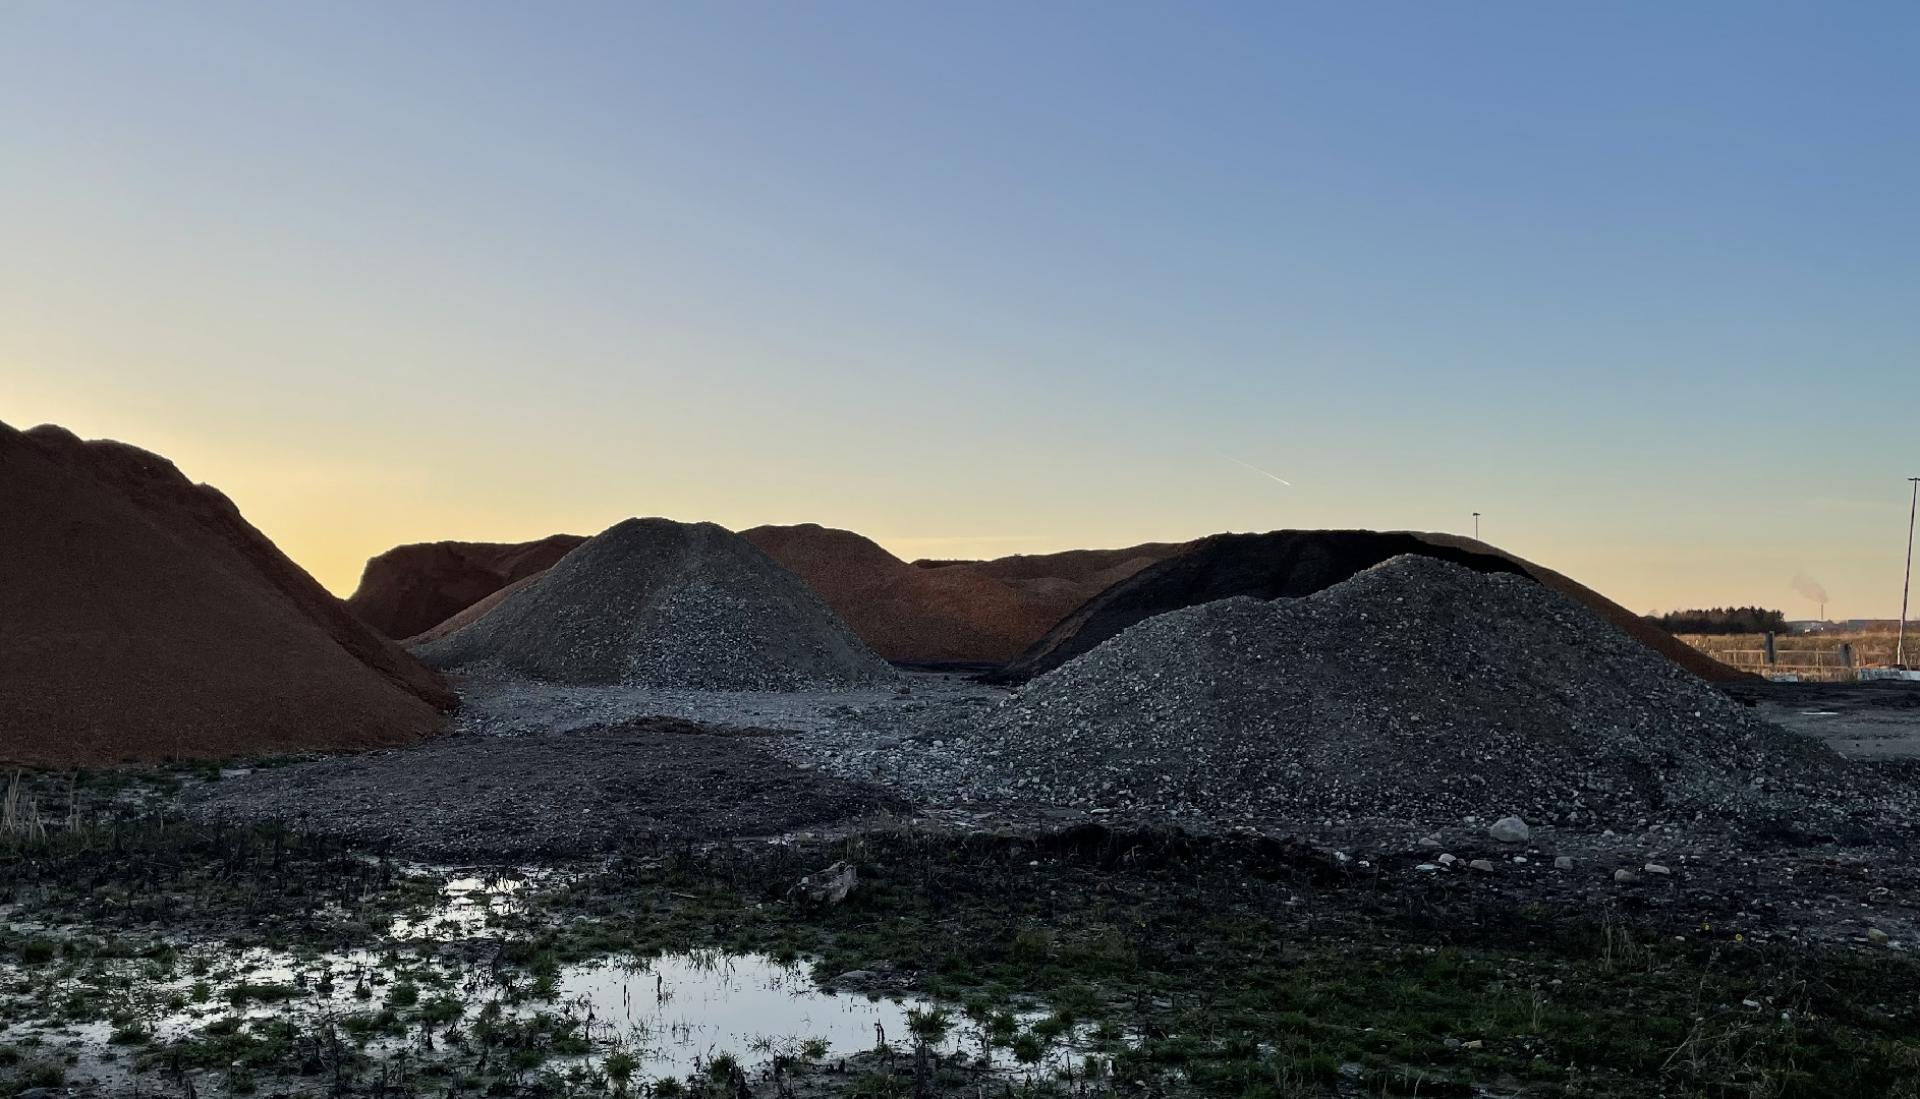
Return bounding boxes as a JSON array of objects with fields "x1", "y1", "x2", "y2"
[{"x1": 3, "y1": 2, "x2": 1916, "y2": 616}]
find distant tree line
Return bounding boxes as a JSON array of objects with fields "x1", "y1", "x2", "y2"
[{"x1": 1647, "y1": 607, "x2": 1789, "y2": 635}]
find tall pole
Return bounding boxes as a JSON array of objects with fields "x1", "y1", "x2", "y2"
[
  {"x1": 1473, "y1": 512, "x2": 1480, "y2": 541},
  {"x1": 1900, "y1": 478, "x2": 1919, "y2": 667}
]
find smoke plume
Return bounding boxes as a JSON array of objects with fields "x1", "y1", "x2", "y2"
[{"x1": 1791, "y1": 571, "x2": 1828, "y2": 605}]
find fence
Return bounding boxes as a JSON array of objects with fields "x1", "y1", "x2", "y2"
[{"x1": 1676, "y1": 632, "x2": 1903, "y2": 682}]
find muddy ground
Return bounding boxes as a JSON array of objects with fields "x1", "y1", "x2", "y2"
[
  {"x1": 189, "y1": 723, "x2": 908, "y2": 859},
  {"x1": 4, "y1": 676, "x2": 1920, "y2": 1098}
]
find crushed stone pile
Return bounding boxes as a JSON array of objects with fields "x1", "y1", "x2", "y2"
[
  {"x1": 346, "y1": 534, "x2": 586, "y2": 639},
  {"x1": 963, "y1": 555, "x2": 1865, "y2": 829},
  {"x1": 0, "y1": 422, "x2": 453, "y2": 767},
  {"x1": 743, "y1": 525, "x2": 1176, "y2": 663},
  {"x1": 997, "y1": 529, "x2": 1745, "y2": 683},
  {"x1": 1407, "y1": 532, "x2": 1748, "y2": 683},
  {"x1": 415, "y1": 518, "x2": 895, "y2": 690}
]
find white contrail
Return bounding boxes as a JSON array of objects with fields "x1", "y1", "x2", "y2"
[{"x1": 1218, "y1": 452, "x2": 1293, "y2": 487}]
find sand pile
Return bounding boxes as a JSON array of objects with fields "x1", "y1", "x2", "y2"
[
  {"x1": 914, "y1": 542, "x2": 1182, "y2": 590},
  {"x1": 415, "y1": 518, "x2": 894, "y2": 689},
  {"x1": 346, "y1": 534, "x2": 586, "y2": 639},
  {"x1": 743, "y1": 525, "x2": 1179, "y2": 663},
  {"x1": 0, "y1": 422, "x2": 453, "y2": 767},
  {"x1": 969, "y1": 556, "x2": 1857, "y2": 828},
  {"x1": 997, "y1": 530, "x2": 1746, "y2": 683}
]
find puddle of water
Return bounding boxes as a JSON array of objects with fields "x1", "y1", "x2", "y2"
[
  {"x1": 389, "y1": 872, "x2": 528, "y2": 940},
  {"x1": 560, "y1": 952, "x2": 926, "y2": 1077},
  {"x1": 2, "y1": 941, "x2": 1091, "y2": 1092}
]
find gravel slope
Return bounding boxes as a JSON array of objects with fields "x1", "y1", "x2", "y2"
[
  {"x1": 414, "y1": 518, "x2": 894, "y2": 690},
  {"x1": 969, "y1": 555, "x2": 1860, "y2": 828}
]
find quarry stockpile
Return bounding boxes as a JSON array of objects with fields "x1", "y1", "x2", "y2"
[
  {"x1": 971, "y1": 555, "x2": 1855, "y2": 828},
  {"x1": 0, "y1": 422, "x2": 453, "y2": 767},
  {"x1": 742, "y1": 525, "x2": 1177, "y2": 663},
  {"x1": 912, "y1": 542, "x2": 1183, "y2": 590},
  {"x1": 346, "y1": 534, "x2": 586, "y2": 639},
  {"x1": 996, "y1": 529, "x2": 1747, "y2": 683},
  {"x1": 415, "y1": 518, "x2": 895, "y2": 689},
  {"x1": 1407, "y1": 532, "x2": 1747, "y2": 683}
]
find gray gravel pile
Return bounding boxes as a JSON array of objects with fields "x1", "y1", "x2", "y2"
[
  {"x1": 953, "y1": 555, "x2": 1882, "y2": 829},
  {"x1": 414, "y1": 518, "x2": 894, "y2": 690}
]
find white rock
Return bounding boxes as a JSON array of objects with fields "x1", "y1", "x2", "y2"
[
  {"x1": 1469, "y1": 859, "x2": 1497, "y2": 873},
  {"x1": 788, "y1": 861, "x2": 858, "y2": 905},
  {"x1": 1614, "y1": 869, "x2": 1638, "y2": 884},
  {"x1": 1554, "y1": 856, "x2": 1574, "y2": 870},
  {"x1": 1489, "y1": 816, "x2": 1531, "y2": 844},
  {"x1": 1644, "y1": 863, "x2": 1671, "y2": 876}
]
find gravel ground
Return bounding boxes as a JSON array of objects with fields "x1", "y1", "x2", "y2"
[
  {"x1": 415, "y1": 518, "x2": 895, "y2": 690},
  {"x1": 446, "y1": 668, "x2": 1000, "y2": 736},
  {"x1": 188, "y1": 725, "x2": 910, "y2": 858}
]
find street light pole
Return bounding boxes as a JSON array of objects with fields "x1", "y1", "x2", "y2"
[
  {"x1": 1900, "y1": 478, "x2": 1919, "y2": 667},
  {"x1": 1472, "y1": 512, "x2": 1480, "y2": 541}
]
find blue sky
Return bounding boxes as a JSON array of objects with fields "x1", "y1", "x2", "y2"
[{"x1": 3, "y1": 2, "x2": 1915, "y2": 615}]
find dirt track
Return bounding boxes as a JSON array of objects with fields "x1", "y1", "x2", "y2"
[{"x1": 1724, "y1": 680, "x2": 1920, "y2": 760}]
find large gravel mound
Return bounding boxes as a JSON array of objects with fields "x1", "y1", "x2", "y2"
[
  {"x1": 0, "y1": 421, "x2": 452, "y2": 767},
  {"x1": 973, "y1": 555, "x2": 1858, "y2": 829},
  {"x1": 742, "y1": 524, "x2": 1174, "y2": 664},
  {"x1": 346, "y1": 534, "x2": 586, "y2": 639},
  {"x1": 1408, "y1": 532, "x2": 1748, "y2": 683},
  {"x1": 415, "y1": 518, "x2": 894, "y2": 689},
  {"x1": 995, "y1": 529, "x2": 1746, "y2": 684}
]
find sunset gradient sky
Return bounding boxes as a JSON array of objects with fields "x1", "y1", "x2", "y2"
[{"x1": 4, "y1": 2, "x2": 1916, "y2": 615}]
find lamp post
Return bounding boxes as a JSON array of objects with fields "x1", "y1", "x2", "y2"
[
  {"x1": 1472, "y1": 512, "x2": 1481, "y2": 541},
  {"x1": 1899, "y1": 478, "x2": 1919, "y2": 667}
]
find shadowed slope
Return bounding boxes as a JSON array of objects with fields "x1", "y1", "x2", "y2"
[
  {"x1": 0, "y1": 422, "x2": 452, "y2": 766},
  {"x1": 346, "y1": 534, "x2": 586, "y2": 639}
]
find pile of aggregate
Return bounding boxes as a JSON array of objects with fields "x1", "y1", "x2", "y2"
[
  {"x1": 188, "y1": 729, "x2": 909, "y2": 859},
  {"x1": 960, "y1": 555, "x2": 1879, "y2": 830},
  {"x1": 414, "y1": 517, "x2": 895, "y2": 690},
  {"x1": 346, "y1": 533, "x2": 585, "y2": 639},
  {"x1": 996, "y1": 529, "x2": 1746, "y2": 684},
  {"x1": 0, "y1": 421, "x2": 452, "y2": 766},
  {"x1": 743, "y1": 524, "x2": 1176, "y2": 664}
]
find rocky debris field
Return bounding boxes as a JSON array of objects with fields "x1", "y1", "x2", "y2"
[
  {"x1": 187, "y1": 725, "x2": 908, "y2": 858},
  {"x1": 414, "y1": 518, "x2": 895, "y2": 691}
]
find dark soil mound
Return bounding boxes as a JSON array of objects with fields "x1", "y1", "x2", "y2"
[
  {"x1": 415, "y1": 518, "x2": 894, "y2": 689},
  {"x1": 345, "y1": 534, "x2": 586, "y2": 639},
  {"x1": 744, "y1": 524, "x2": 1146, "y2": 663},
  {"x1": 995, "y1": 530, "x2": 1527, "y2": 682},
  {"x1": 0, "y1": 422, "x2": 453, "y2": 767},
  {"x1": 189, "y1": 730, "x2": 909, "y2": 858},
  {"x1": 995, "y1": 529, "x2": 1747, "y2": 683},
  {"x1": 974, "y1": 556, "x2": 1862, "y2": 828}
]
